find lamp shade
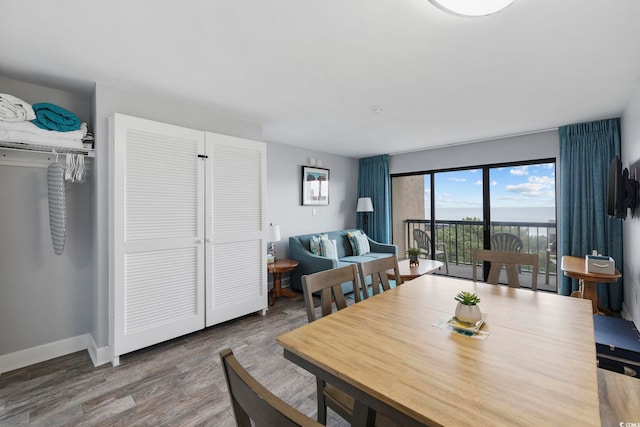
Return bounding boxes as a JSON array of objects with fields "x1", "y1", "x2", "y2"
[
  {"x1": 428, "y1": 0, "x2": 516, "y2": 17},
  {"x1": 267, "y1": 224, "x2": 281, "y2": 242},
  {"x1": 356, "y1": 197, "x2": 374, "y2": 212}
]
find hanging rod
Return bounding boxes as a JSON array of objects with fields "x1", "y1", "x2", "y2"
[{"x1": 0, "y1": 141, "x2": 95, "y2": 157}]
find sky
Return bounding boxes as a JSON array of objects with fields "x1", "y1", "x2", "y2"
[{"x1": 426, "y1": 162, "x2": 556, "y2": 209}]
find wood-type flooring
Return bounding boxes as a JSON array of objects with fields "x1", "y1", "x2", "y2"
[{"x1": 0, "y1": 290, "x2": 636, "y2": 426}]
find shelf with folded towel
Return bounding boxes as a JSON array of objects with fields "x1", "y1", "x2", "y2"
[{"x1": 0, "y1": 140, "x2": 95, "y2": 157}]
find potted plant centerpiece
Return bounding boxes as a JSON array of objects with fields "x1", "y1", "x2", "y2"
[
  {"x1": 454, "y1": 291, "x2": 482, "y2": 324},
  {"x1": 407, "y1": 247, "x2": 421, "y2": 267}
]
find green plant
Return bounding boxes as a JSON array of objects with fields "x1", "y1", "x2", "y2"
[
  {"x1": 454, "y1": 291, "x2": 481, "y2": 306},
  {"x1": 407, "y1": 247, "x2": 421, "y2": 257}
]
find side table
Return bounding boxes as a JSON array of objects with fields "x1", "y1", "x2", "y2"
[
  {"x1": 267, "y1": 258, "x2": 299, "y2": 306},
  {"x1": 389, "y1": 258, "x2": 444, "y2": 281},
  {"x1": 560, "y1": 255, "x2": 621, "y2": 315}
]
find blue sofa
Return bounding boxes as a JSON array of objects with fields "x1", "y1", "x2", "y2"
[{"x1": 288, "y1": 229, "x2": 398, "y2": 294}]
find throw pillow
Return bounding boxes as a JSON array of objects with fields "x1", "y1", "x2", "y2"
[
  {"x1": 320, "y1": 239, "x2": 338, "y2": 260},
  {"x1": 309, "y1": 235, "x2": 322, "y2": 255},
  {"x1": 309, "y1": 234, "x2": 328, "y2": 255},
  {"x1": 347, "y1": 230, "x2": 371, "y2": 256}
]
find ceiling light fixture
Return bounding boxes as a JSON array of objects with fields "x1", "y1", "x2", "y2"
[{"x1": 428, "y1": 0, "x2": 516, "y2": 17}]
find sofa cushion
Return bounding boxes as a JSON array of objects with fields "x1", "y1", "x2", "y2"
[
  {"x1": 335, "y1": 260, "x2": 357, "y2": 269},
  {"x1": 360, "y1": 252, "x2": 393, "y2": 260},
  {"x1": 339, "y1": 255, "x2": 378, "y2": 264},
  {"x1": 347, "y1": 230, "x2": 370, "y2": 255}
]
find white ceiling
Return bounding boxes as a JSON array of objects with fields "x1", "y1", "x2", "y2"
[{"x1": 2, "y1": 0, "x2": 640, "y2": 158}]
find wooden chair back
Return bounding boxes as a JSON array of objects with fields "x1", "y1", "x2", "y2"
[
  {"x1": 358, "y1": 255, "x2": 402, "y2": 299},
  {"x1": 301, "y1": 264, "x2": 358, "y2": 323},
  {"x1": 472, "y1": 249, "x2": 539, "y2": 290},
  {"x1": 220, "y1": 348, "x2": 323, "y2": 427}
]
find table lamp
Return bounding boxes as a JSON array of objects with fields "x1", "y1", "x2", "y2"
[{"x1": 267, "y1": 223, "x2": 281, "y2": 264}]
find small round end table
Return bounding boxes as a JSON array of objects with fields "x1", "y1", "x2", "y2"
[
  {"x1": 267, "y1": 258, "x2": 299, "y2": 306},
  {"x1": 387, "y1": 258, "x2": 444, "y2": 281}
]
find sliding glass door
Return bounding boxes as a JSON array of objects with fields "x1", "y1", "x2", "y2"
[{"x1": 391, "y1": 159, "x2": 557, "y2": 291}]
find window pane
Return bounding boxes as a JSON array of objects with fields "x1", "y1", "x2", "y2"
[{"x1": 489, "y1": 162, "x2": 556, "y2": 290}]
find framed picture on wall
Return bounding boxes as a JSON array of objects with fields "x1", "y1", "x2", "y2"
[{"x1": 301, "y1": 166, "x2": 330, "y2": 205}]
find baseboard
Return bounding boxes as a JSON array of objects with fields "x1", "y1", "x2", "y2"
[
  {"x1": 86, "y1": 335, "x2": 112, "y2": 368},
  {"x1": 0, "y1": 334, "x2": 111, "y2": 375},
  {"x1": 0, "y1": 334, "x2": 89, "y2": 374}
]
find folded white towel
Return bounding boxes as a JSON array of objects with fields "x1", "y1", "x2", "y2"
[
  {"x1": 0, "y1": 93, "x2": 36, "y2": 122},
  {"x1": 0, "y1": 120, "x2": 87, "y2": 139},
  {"x1": 0, "y1": 130, "x2": 84, "y2": 149}
]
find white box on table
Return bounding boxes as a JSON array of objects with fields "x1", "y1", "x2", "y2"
[{"x1": 585, "y1": 255, "x2": 615, "y2": 275}]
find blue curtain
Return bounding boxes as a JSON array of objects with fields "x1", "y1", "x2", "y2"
[
  {"x1": 357, "y1": 155, "x2": 391, "y2": 243},
  {"x1": 559, "y1": 118, "x2": 623, "y2": 311}
]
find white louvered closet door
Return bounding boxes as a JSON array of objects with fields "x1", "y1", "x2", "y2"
[
  {"x1": 205, "y1": 132, "x2": 267, "y2": 326},
  {"x1": 111, "y1": 114, "x2": 205, "y2": 358}
]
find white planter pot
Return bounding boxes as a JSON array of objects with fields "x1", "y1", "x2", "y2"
[{"x1": 455, "y1": 302, "x2": 482, "y2": 324}]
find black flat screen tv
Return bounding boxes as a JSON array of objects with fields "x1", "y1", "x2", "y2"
[{"x1": 608, "y1": 156, "x2": 627, "y2": 219}]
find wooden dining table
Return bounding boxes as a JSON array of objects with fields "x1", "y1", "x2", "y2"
[{"x1": 276, "y1": 275, "x2": 600, "y2": 426}]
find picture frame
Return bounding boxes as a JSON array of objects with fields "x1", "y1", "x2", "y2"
[{"x1": 301, "y1": 166, "x2": 330, "y2": 206}]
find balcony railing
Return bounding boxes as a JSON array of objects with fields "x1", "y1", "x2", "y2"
[{"x1": 403, "y1": 219, "x2": 557, "y2": 289}]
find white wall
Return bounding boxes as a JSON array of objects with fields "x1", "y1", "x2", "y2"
[
  {"x1": 621, "y1": 83, "x2": 640, "y2": 326},
  {"x1": 0, "y1": 77, "x2": 93, "y2": 357},
  {"x1": 389, "y1": 130, "x2": 559, "y2": 174},
  {"x1": 266, "y1": 142, "x2": 359, "y2": 260}
]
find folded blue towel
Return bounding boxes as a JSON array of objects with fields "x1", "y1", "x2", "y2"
[{"x1": 31, "y1": 102, "x2": 81, "y2": 132}]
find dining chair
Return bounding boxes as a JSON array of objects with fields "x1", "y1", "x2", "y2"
[
  {"x1": 545, "y1": 239, "x2": 557, "y2": 285},
  {"x1": 301, "y1": 264, "x2": 359, "y2": 322},
  {"x1": 490, "y1": 232, "x2": 524, "y2": 253},
  {"x1": 301, "y1": 265, "x2": 356, "y2": 423},
  {"x1": 358, "y1": 255, "x2": 402, "y2": 299},
  {"x1": 472, "y1": 249, "x2": 539, "y2": 290},
  {"x1": 219, "y1": 348, "x2": 323, "y2": 427},
  {"x1": 491, "y1": 232, "x2": 524, "y2": 273},
  {"x1": 301, "y1": 265, "x2": 397, "y2": 426},
  {"x1": 412, "y1": 228, "x2": 449, "y2": 273}
]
